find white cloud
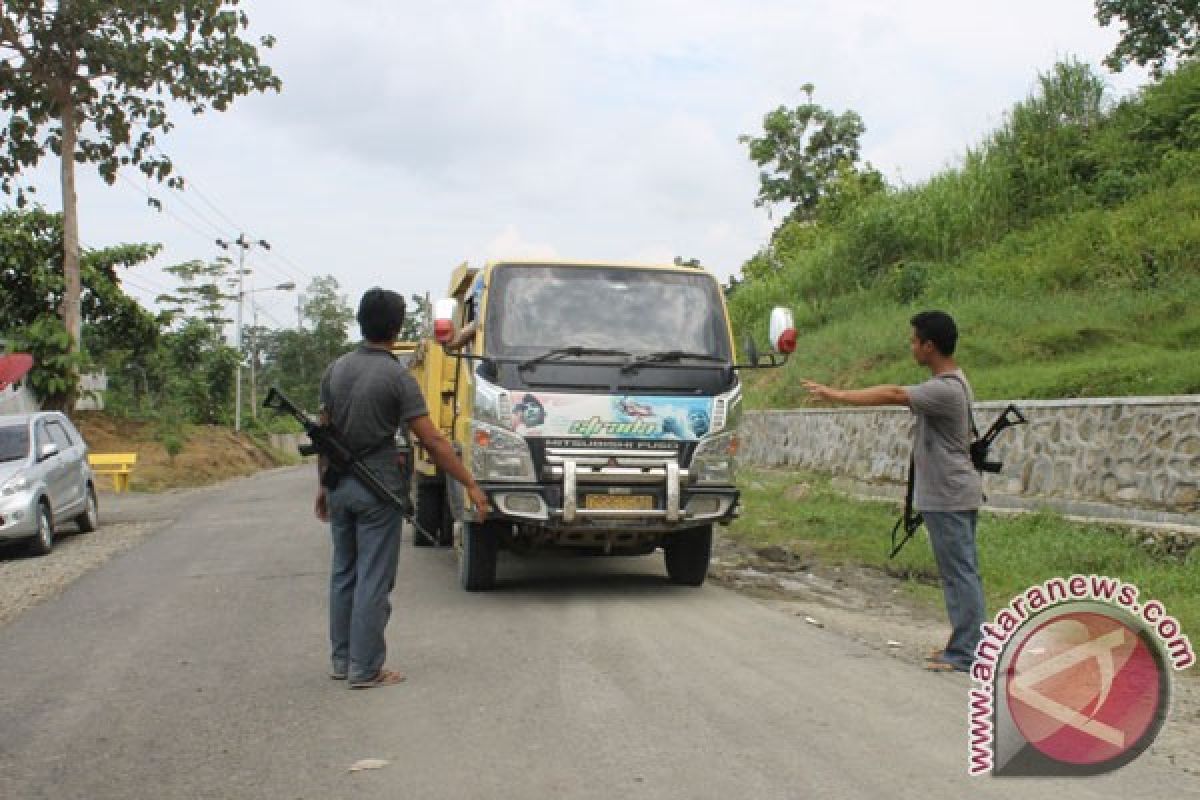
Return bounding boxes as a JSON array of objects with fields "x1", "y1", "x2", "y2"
[
  {"x1": 484, "y1": 225, "x2": 559, "y2": 261},
  {"x1": 7, "y1": 0, "x2": 1155, "y2": 320}
]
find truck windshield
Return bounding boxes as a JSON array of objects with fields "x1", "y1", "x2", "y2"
[{"x1": 486, "y1": 265, "x2": 732, "y2": 361}]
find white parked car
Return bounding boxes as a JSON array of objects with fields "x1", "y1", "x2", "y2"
[{"x1": 0, "y1": 412, "x2": 99, "y2": 555}]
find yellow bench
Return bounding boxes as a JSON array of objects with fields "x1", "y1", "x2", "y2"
[{"x1": 88, "y1": 452, "x2": 138, "y2": 493}]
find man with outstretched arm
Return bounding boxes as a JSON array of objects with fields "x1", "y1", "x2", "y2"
[
  {"x1": 315, "y1": 288, "x2": 489, "y2": 689},
  {"x1": 801, "y1": 310, "x2": 984, "y2": 673}
]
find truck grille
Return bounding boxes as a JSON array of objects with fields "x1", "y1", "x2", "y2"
[{"x1": 542, "y1": 445, "x2": 683, "y2": 484}]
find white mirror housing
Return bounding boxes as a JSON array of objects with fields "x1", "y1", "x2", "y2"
[
  {"x1": 769, "y1": 307, "x2": 797, "y2": 355},
  {"x1": 433, "y1": 298, "x2": 458, "y2": 344}
]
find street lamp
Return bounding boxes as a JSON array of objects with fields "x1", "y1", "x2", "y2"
[
  {"x1": 246, "y1": 281, "x2": 296, "y2": 419},
  {"x1": 216, "y1": 234, "x2": 271, "y2": 432}
]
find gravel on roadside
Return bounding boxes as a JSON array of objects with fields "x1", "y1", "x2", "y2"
[{"x1": 0, "y1": 517, "x2": 168, "y2": 627}]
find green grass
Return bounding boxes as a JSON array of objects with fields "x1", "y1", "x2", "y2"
[
  {"x1": 730, "y1": 468, "x2": 1200, "y2": 642},
  {"x1": 739, "y1": 273, "x2": 1200, "y2": 407},
  {"x1": 728, "y1": 62, "x2": 1200, "y2": 404}
]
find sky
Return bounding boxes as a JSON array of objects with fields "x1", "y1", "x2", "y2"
[{"x1": 15, "y1": 0, "x2": 1150, "y2": 333}]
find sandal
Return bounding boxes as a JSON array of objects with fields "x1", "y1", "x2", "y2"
[
  {"x1": 924, "y1": 659, "x2": 966, "y2": 673},
  {"x1": 349, "y1": 669, "x2": 406, "y2": 689}
]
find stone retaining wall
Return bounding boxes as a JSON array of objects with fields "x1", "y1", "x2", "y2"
[{"x1": 740, "y1": 396, "x2": 1200, "y2": 526}]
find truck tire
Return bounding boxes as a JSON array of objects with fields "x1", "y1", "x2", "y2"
[
  {"x1": 663, "y1": 525, "x2": 713, "y2": 586},
  {"x1": 413, "y1": 480, "x2": 445, "y2": 547},
  {"x1": 460, "y1": 520, "x2": 499, "y2": 591}
]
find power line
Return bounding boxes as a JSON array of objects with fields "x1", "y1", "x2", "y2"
[
  {"x1": 148, "y1": 143, "x2": 316, "y2": 283},
  {"x1": 116, "y1": 172, "x2": 226, "y2": 245},
  {"x1": 114, "y1": 172, "x2": 305, "y2": 292}
]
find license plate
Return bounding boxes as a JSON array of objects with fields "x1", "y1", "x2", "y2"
[{"x1": 583, "y1": 494, "x2": 654, "y2": 511}]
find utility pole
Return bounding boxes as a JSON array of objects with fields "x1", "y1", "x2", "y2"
[{"x1": 216, "y1": 234, "x2": 271, "y2": 432}]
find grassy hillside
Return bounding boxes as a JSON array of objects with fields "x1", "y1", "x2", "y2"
[{"x1": 730, "y1": 60, "x2": 1200, "y2": 407}]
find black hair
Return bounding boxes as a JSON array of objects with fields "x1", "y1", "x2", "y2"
[
  {"x1": 357, "y1": 288, "x2": 406, "y2": 342},
  {"x1": 910, "y1": 310, "x2": 958, "y2": 356}
]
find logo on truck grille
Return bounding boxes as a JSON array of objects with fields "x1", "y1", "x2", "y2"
[{"x1": 567, "y1": 416, "x2": 659, "y2": 438}]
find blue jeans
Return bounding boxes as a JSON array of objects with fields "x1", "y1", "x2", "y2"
[
  {"x1": 924, "y1": 510, "x2": 985, "y2": 670},
  {"x1": 328, "y1": 474, "x2": 403, "y2": 682}
]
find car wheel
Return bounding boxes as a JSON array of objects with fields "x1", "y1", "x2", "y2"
[
  {"x1": 27, "y1": 501, "x2": 54, "y2": 556},
  {"x1": 459, "y1": 520, "x2": 499, "y2": 591},
  {"x1": 75, "y1": 485, "x2": 99, "y2": 533},
  {"x1": 663, "y1": 525, "x2": 713, "y2": 586}
]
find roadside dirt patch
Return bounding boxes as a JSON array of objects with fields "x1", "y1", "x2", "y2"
[{"x1": 72, "y1": 412, "x2": 289, "y2": 491}]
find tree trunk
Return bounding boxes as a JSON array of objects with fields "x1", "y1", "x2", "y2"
[{"x1": 59, "y1": 95, "x2": 82, "y2": 354}]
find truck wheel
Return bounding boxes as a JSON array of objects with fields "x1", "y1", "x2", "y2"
[
  {"x1": 413, "y1": 481, "x2": 444, "y2": 547},
  {"x1": 663, "y1": 525, "x2": 713, "y2": 586},
  {"x1": 460, "y1": 520, "x2": 499, "y2": 591}
]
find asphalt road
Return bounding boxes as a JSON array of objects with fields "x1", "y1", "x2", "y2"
[{"x1": 0, "y1": 466, "x2": 1192, "y2": 799}]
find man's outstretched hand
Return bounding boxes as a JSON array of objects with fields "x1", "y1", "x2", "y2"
[{"x1": 802, "y1": 380, "x2": 840, "y2": 403}]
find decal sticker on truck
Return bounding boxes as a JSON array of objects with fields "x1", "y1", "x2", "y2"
[{"x1": 509, "y1": 393, "x2": 714, "y2": 440}]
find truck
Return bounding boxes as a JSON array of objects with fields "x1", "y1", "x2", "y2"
[{"x1": 407, "y1": 259, "x2": 795, "y2": 591}]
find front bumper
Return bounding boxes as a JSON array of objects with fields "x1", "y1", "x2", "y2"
[
  {"x1": 481, "y1": 481, "x2": 739, "y2": 532},
  {"x1": 0, "y1": 492, "x2": 40, "y2": 540}
]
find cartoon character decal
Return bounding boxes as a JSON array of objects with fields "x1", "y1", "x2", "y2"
[{"x1": 511, "y1": 393, "x2": 546, "y2": 430}]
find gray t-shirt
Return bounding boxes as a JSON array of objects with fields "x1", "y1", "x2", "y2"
[
  {"x1": 905, "y1": 369, "x2": 982, "y2": 512},
  {"x1": 318, "y1": 345, "x2": 429, "y2": 461}
]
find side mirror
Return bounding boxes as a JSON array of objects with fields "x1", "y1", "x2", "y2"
[
  {"x1": 769, "y1": 307, "x2": 797, "y2": 354},
  {"x1": 39, "y1": 442, "x2": 59, "y2": 460},
  {"x1": 433, "y1": 298, "x2": 458, "y2": 344}
]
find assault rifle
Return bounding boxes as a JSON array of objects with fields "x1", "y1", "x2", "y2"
[
  {"x1": 969, "y1": 404, "x2": 1027, "y2": 473},
  {"x1": 889, "y1": 403, "x2": 1028, "y2": 558},
  {"x1": 262, "y1": 387, "x2": 438, "y2": 545}
]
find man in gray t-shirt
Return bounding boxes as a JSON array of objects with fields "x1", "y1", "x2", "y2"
[
  {"x1": 314, "y1": 289, "x2": 488, "y2": 689},
  {"x1": 803, "y1": 310, "x2": 985, "y2": 673}
]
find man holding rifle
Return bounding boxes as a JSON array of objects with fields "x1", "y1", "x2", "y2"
[
  {"x1": 802, "y1": 310, "x2": 985, "y2": 673},
  {"x1": 315, "y1": 288, "x2": 488, "y2": 689}
]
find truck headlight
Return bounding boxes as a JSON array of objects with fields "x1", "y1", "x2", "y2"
[
  {"x1": 691, "y1": 431, "x2": 738, "y2": 485},
  {"x1": 470, "y1": 420, "x2": 536, "y2": 482},
  {"x1": 1, "y1": 473, "x2": 31, "y2": 496}
]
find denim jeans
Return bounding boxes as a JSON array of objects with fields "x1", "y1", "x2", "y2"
[
  {"x1": 923, "y1": 510, "x2": 985, "y2": 670},
  {"x1": 328, "y1": 473, "x2": 403, "y2": 682}
]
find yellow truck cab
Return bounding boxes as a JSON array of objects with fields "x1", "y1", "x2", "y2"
[{"x1": 408, "y1": 259, "x2": 794, "y2": 591}]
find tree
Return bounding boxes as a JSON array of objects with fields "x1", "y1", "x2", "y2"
[
  {"x1": 156, "y1": 256, "x2": 235, "y2": 328},
  {"x1": 0, "y1": 1, "x2": 281, "y2": 358},
  {"x1": 1097, "y1": 1, "x2": 1200, "y2": 76},
  {"x1": 399, "y1": 292, "x2": 430, "y2": 341},
  {"x1": 0, "y1": 206, "x2": 159, "y2": 407},
  {"x1": 738, "y1": 84, "x2": 870, "y2": 221},
  {"x1": 256, "y1": 275, "x2": 353, "y2": 408}
]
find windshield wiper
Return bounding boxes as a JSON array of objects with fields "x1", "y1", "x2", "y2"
[
  {"x1": 620, "y1": 350, "x2": 728, "y2": 373},
  {"x1": 517, "y1": 346, "x2": 631, "y2": 371}
]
